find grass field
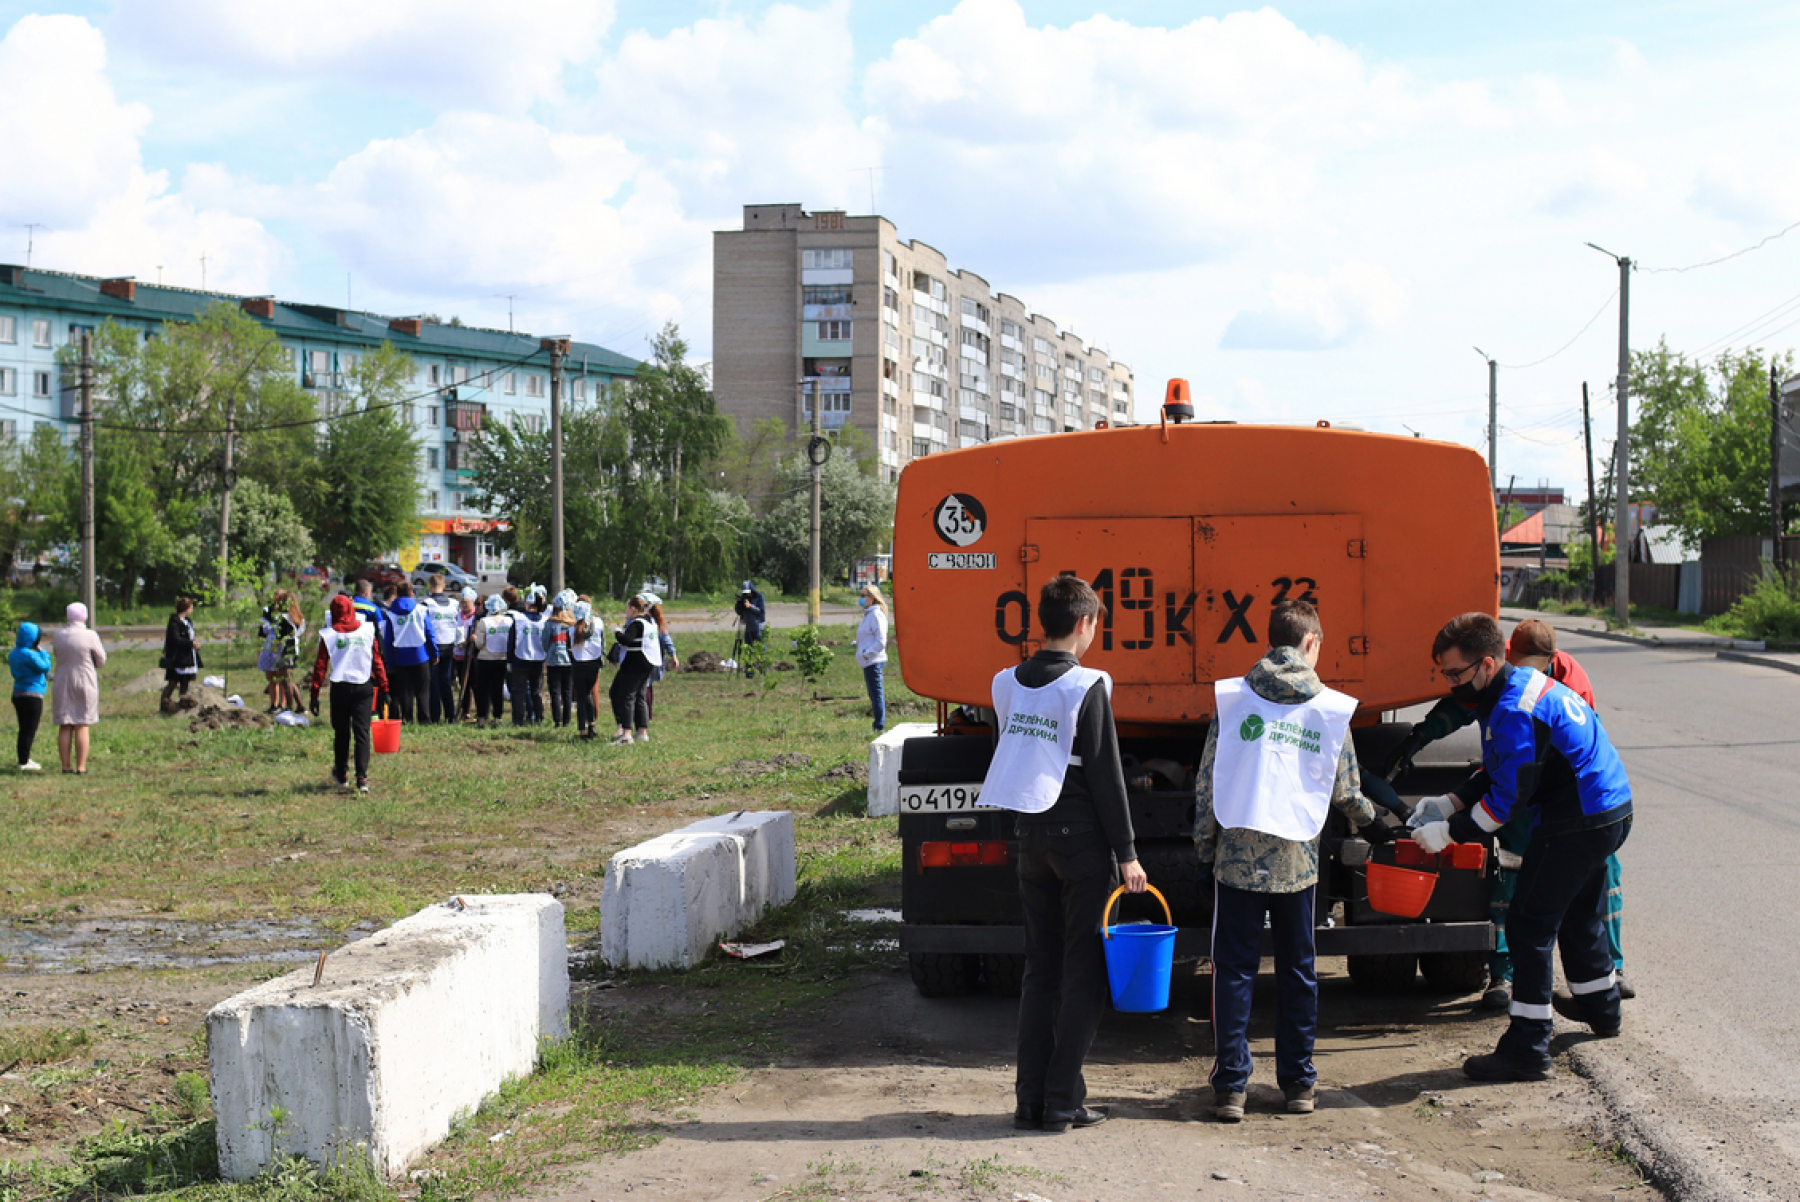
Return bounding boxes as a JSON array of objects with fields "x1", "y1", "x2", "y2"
[{"x1": 0, "y1": 622, "x2": 918, "y2": 1202}]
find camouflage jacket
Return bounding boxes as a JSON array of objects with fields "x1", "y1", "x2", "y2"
[{"x1": 1194, "y1": 646, "x2": 1376, "y2": 894}]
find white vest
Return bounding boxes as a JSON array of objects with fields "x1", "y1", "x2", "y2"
[
  {"x1": 571, "y1": 625, "x2": 607, "y2": 662},
  {"x1": 1211, "y1": 677, "x2": 1357, "y2": 841},
  {"x1": 482, "y1": 613, "x2": 514, "y2": 654},
  {"x1": 632, "y1": 617, "x2": 663, "y2": 667},
  {"x1": 324, "y1": 622, "x2": 377, "y2": 685},
  {"x1": 392, "y1": 605, "x2": 428, "y2": 649},
  {"x1": 424, "y1": 596, "x2": 461, "y2": 646},
  {"x1": 978, "y1": 664, "x2": 1110, "y2": 814},
  {"x1": 513, "y1": 613, "x2": 546, "y2": 660}
]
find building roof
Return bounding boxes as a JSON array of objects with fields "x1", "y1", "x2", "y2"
[
  {"x1": 0, "y1": 266, "x2": 637, "y2": 374},
  {"x1": 1500, "y1": 503, "x2": 1583, "y2": 547}
]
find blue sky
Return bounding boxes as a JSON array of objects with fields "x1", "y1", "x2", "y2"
[{"x1": 2, "y1": 0, "x2": 1797, "y2": 496}]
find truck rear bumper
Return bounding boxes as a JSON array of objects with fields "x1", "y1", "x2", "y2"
[{"x1": 900, "y1": 921, "x2": 1493, "y2": 958}]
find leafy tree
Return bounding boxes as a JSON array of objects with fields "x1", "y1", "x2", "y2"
[
  {"x1": 224, "y1": 478, "x2": 316, "y2": 575},
  {"x1": 301, "y1": 345, "x2": 421, "y2": 572},
  {"x1": 1629, "y1": 340, "x2": 1795, "y2": 545},
  {"x1": 87, "y1": 431, "x2": 200, "y2": 606},
  {"x1": 758, "y1": 446, "x2": 895, "y2": 594},
  {"x1": 0, "y1": 422, "x2": 76, "y2": 580}
]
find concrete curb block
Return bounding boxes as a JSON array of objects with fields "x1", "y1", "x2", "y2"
[
  {"x1": 600, "y1": 811, "x2": 796, "y2": 970},
  {"x1": 866, "y1": 722, "x2": 939, "y2": 817},
  {"x1": 1715, "y1": 649, "x2": 1800, "y2": 675},
  {"x1": 207, "y1": 894, "x2": 568, "y2": 1180},
  {"x1": 1566, "y1": 626, "x2": 1763, "y2": 651}
]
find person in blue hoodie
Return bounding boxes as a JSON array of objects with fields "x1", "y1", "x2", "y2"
[
  {"x1": 382, "y1": 580, "x2": 438, "y2": 725},
  {"x1": 9, "y1": 621, "x2": 51, "y2": 772}
]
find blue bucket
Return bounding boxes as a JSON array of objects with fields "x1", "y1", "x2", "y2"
[{"x1": 1102, "y1": 885, "x2": 1177, "y2": 1013}]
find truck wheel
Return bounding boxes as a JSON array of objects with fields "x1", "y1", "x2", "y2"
[
  {"x1": 1347, "y1": 952, "x2": 1418, "y2": 992},
  {"x1": 909, "y1": 952, "x2": 977, "y2": 997},
  {"x1": 1139, "y1": 845, "x2": 1205, "y2": 925},
  {"x1": 1420, "y1": 951, "x2": 1489, "y2": 995},
  {"x1": 981, "y1": 953, "x2": 1025, "y2": 998}
]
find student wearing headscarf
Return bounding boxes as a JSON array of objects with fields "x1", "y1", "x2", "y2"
[
  {"x1": 608, "y1": 594, "x2": 662, "y2": 744},
  {"x1": 544, "y1": 589, "x2": 578, "y2": 729},
  {"x1": 52, "y1": 602, "x2": 107, "y2": 775},
  {"x1": 308, "y1": 594, "x2": 390, "y2": 792},
  {"x1": 507, "y1": 583, "x2": 549, "y2": 725},
  {"x1": 569, "y1": 597, "x2": 608, "y2": 741},
  {"x1": 471, "y1": 594, "x2": 514, "y2": 727}
]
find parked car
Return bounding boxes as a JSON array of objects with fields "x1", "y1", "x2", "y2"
[
  {"x1": 410, "y1": 561, "x2": 481, "y2": 593},
  {"x1": 638, "y1": 576, "x2": 669, "y2": 598},
  {"x1": 356, "y1": 562, "x2": 409, "y2": 591}
]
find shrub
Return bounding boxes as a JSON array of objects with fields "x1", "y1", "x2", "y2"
[{"x1": 1719, "y1": 563, "x2": 1800, "y2": 642}]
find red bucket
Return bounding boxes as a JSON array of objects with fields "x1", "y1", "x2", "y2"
[
  {"x1": 1366, "y1": 862, "x2": 1437, "y2": 918},
  {"x1": 371, "y1": 718, "x2": 402, "y2": 754}
]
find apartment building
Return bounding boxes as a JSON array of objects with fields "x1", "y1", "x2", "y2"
[
  {"x1": 713, "y1": 204, "x2": 1135, "y2": 482},
  {"x1": 0, "y1": 265, "x2": 636, "y2": 576}
]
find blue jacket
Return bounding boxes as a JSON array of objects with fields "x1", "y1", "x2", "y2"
[
  {"x1": 9, "y1": 622, "x2": 51, "y2": 696},
  {"x1": 1450, "y1": 664, "x2": 1632, "y2": 840},
  {"x1": 352, "y1": 596, "x2": 393, "y2": 648},
  {"x1": 383, "y1": 597, "x2": 438, "y2": 667}
]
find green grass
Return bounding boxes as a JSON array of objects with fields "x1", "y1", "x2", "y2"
[
  {"x1": 1, "y1": 621, "x2": 912, "y2": 1201},
  {"x1": 0, "y1": 1028, "x2": 91, "y2": 1068}
]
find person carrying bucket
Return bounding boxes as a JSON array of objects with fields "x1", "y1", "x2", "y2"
[
  {"x1": 1195, "y1": 599, "x2": 1393, "y2": 1122},
  {"x1": 307, "y1": 594, "x2": 390, "y2": 794},
  {"x1": 976, "y1": 573, "x2": 1146, "y2": 1134}
]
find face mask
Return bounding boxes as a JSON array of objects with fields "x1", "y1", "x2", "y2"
[
  {"x1": 1447, "y1": 659, "x2": 1491, "y2": 704},
  {"x1": 858, "y1": 598, "x2": 869, "y2": 610}
]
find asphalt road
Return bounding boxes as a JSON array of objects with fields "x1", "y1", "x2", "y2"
[{"x1": 1542, "y1": 630, "x2": 1800, "y2": 1201}]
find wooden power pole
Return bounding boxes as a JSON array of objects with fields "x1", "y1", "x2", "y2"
[
  {"x1": 541, "y1": 338, "x2": 569, "y2": 596},
  {"x1": 78, "y1": 333, "x2": 96, "y2": 620},
  {"x1": 1583, "y1": 383, "x2": 1599, "y2": 606}
]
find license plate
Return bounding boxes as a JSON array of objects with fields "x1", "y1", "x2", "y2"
[{"x1": 898, "y1": 783, "x2": 985, "y2": 813}]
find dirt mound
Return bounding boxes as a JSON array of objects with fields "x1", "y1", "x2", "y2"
[
  {"x1": 188, "y1": 705, "x2": 272, "y2": 732},
  {"x1": 117, "y1": 669, "x2": 167, "y2": 695},
  {"x1": 821, "y1": 760, "x2": 868, "y2": 785},
  {"x1": 719, "y1": 752, "x2": 813, "y2": 776},
  {"x1": 686, "y1": 650, "x2": 731, "y2": 673},
  {"x1": 159, "y1": 685, "x2": 233, "y2": 714}
]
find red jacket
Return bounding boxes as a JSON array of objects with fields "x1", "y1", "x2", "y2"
[
  {"x1": 309, "y1": 597, "x2": 390, "y2": 694},
  {"x1": 1547, "y1": 649, "x2": 1595, "y2": 708}
]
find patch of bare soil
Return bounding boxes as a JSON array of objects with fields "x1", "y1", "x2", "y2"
[
  {"x1": 188, "y1": 705, "x2": 273, "y2": 732},
  {"x1": 556, "y1": 964, "x2": 1659, "y2": 1202},
  {"x1": 821, "y1": 761, "x2": 869, "y2": 785},
  {"x1": 720, "y1": 753, "x2": 814, "y2": 776}
]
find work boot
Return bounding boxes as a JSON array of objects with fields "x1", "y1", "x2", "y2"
[
  {"x1": 1012, "y1": 1103, "x2": 1043, "y2": 1131},
  {"x1": 1042, "y1": 1106, "x2": 1106, "y2": 1133},
  {"x1": 1617, "y1": 972, "x2": 1635, "y2": 1000},
  {"x1": 1213, "y1": 1092, "x2": 1246, "y2": 1123},
  {"x1": 1463, "y1": 1052, "x2": 1551, "y2": 1082},
  {"x1": 1551, "y1": 991, "x2": 1620, "y2": 1037},
  {"x1": 1480, "y1": 980, "x2": 1512, "y2": 1009},
  {"x1": 1284, "y1": 1085, "x2": 1316, "y2": 1114}
]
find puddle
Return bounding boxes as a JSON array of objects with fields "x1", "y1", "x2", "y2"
[{"x1": 0, "y1": 916, "x2": 384, "y2": 973}]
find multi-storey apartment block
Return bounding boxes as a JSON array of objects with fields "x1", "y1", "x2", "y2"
[
  {"x1": 713, "y1": 204, "x2": 1135, "y2": 482},
  {"x1": 0, "y1": 265, "x2": 636, "y2": 576}
]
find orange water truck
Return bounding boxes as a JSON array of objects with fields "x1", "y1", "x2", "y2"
[{"x1": 890, "y1": 380, "x2": 1502, "y2": 997}]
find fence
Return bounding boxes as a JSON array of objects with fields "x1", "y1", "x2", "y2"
[
  {"x1": 1629, "y1": 563, "x2": 1682, "y2": 612},
  {"x1": 1700, "y1": 536, "x2": 1800, "y2": 616}
]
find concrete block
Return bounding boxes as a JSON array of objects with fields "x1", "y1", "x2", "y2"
[
  {"x1": 601, "y1": 811, "x2": 796, "y2": 970},
  {"x1": 866, "y1": 722, "x2": 938, "y2": 817},
  {"x1": 207, "y1": 894, "x2": 567, "y2": 1180}
]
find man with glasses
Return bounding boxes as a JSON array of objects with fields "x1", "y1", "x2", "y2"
[{"x1": 1410, "y1": 613, "x2": 1633, "y2": 1081}]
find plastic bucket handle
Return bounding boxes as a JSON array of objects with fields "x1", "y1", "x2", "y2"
[{"x1": 1103, "y1": 883, "x2": 1171, "y2": 935}]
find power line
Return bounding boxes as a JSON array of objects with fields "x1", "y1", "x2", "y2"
[
  {"x1": 1497, "y1": 287, "x2": 1618, "y2": 369},
  {"x1": 1639, "y1": 217, "x2": 1800, "y2": 274},
  {"x1": 1694, "y1": 288, "x2": 1800, "y2": 357}
]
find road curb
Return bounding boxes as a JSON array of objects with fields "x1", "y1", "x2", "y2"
[
  {"x1": 1715, "y1": 649, "x2": 1800, "y2": 675},
  {"x1": 1566, "y1": 627, "x2": 1762, "y2": 652}
]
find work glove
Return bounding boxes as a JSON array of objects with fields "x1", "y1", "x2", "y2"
[
  {"x1": 309, "y1": 694, "x2": 320, "y2": 717},
  {"x1": 1407, "y1": 794, "x2": 1460, "y2": 829},
  {"x1": 1359, "y1": 819, "x2": 1397, "y2": 846},
  {"x1": 1412, "y1": 821, "x2": 1454, "y2": 855},
  {"x1": 1377, "y1": 733, "x2": 1423, "y2": 780}
]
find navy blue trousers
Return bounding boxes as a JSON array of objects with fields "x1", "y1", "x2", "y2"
[
  {"x1": 1210, "y1": 882, "x2": 1317, "y2": 1095},
  {"x1": 428, "y1": 654, "x2": 458, "y2": 723},
  {"x1": 1015, "y1": 824, "x2": 1117, "y2": 1113},
  {"x1": 1497, "y1": 815, "x2": 1630, "y2": 1065}
]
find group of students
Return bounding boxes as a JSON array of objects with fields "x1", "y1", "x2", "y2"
[
  {"x1": 303, "y1": 573, "x2": 680, "y2": 792},
  {"x1": 982, "y1": 576, "x2": 1633, "y2": 1132}
]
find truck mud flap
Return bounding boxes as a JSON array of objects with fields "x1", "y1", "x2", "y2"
[{"x1": 901, "y1": 921, "x2": 1492, "y2": 958}]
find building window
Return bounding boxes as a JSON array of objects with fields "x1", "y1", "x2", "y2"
[
  {"x1": 571, "y1": 378, "x2": 586, "y2": 401},
  {"x1": 803, "y1": 285, "x2": 853, "y2": 306},
  {"x1": 1001, "y1": 320, "x2": 1020, "y2": 338},
  {"x1": 884, "y1": 250, "x2": 897, "y2": 275},
  {"x1": 307, "y1": 349, "x2": 329, "y2": 374},
  {"x1": 32, "y1": 320, "x2": 51, "y2": 347},
  {"x1": 504, "y1": 372, "x2": 516, "y2": 395},
  {"x1": 32, "y1": 370, "x2": 51, "y2": 397},
  {"x1": 426, "y1": 448, "x2": 440, "y2": 469},
  {"x1": 453, "y1": 492, "x2": 465, "y2": 512},
  {"x1": 0, "y1": 316, "x2": 14, "y2": 343},
  {"x1": 802, "y1": 248, "x2": 853, "y2": 270},
  {"x1": 427, "y1": 489, "x2": 440, "y2": 512},
  {"x1": 445, "y1": 445, "x2": 460, "y2": 471},
  {"x1": 0, "y1": 368, "x2": 13, "y2": 395},
  {"x1": 525, "y1": 374, "x2": 545, "y2": 398},
  {"x1": 426, "y1": 405, "x2": 439, "y2": 427},
  {"x1": 817, "y1": 320, "x2": 851, "y2": 342},
  {"x1": 913, "y1": 439, "x2": 933, "y2": 459}
]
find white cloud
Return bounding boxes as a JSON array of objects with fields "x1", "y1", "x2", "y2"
[
  {"x1": 1220, "y1": 264, "x2": 1404, "y2": 351},
  {"x1": 108, "y1": 0, "x2": 614, "y2": 111}
]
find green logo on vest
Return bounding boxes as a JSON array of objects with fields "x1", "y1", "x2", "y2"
[{"x1": 1239, "y1": 714, "x2": 1264, "y2": 741}]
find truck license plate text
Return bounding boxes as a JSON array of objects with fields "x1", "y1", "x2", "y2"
[{"x1": 898, "y1": 783, "x2": 985, "y2": 812}]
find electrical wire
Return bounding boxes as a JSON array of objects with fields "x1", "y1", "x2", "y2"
[
  {"x1": 1694, "y1": 288, "x2": 1800, "y2": 357},
  {"x1": 1639, "y1": 218, "x2": 1800, "y2": 274},
  {"x1": 1497, "y1": 287, "x2": 1618, "y2": 370},
  {"x1": 1500, "y1": 423, "x2": 1584, "y2": 447}
]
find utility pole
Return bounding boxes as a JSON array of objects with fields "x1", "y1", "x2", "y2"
[
  {"x1": 808, "y1": 380, "x2": 823, "y2": 625},
  {"x1": 78, "y1": 333, "x2": 96, "y2": 621},
  {"x1": 1582, "y1": 383, "x2": 1600, "y2": 606},
  {"x1": 541, "y1": 338, "x2": 569, "y2": 596},
  {"x1": 1773, "y1": 365, "x2": 1785, "y2": 574},
  {"x1": 1473, "y1": 347, "x2": 1497, "y2": 490},
  {"x1": 217, "y1": 396, "x2": 236, "y2": 597},
  {"x1": 1590, "y1": 244, "x2": 1632, "y2": 627}
]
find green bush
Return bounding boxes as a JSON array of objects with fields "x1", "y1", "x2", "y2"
[{"x1": 1718, "y1": 564, "x2": 1800, "y2": 641}]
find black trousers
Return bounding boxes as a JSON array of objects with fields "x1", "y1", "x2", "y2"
[
  {"x1": 572, "y1": 660, "x2": 603, "y2": 731},
  {"x1": 609, "y1": 665, "x2": 652, "y2": 730},
  {"x1": 546, "y1": 664, "x2": 574, "y2": 727},
  {"x1": 12, "y1": 694, "x2": 43, "y2": 765},
  {"x1": 1015, "y1": 822, "x2": 1118, "y2": 1113},
  {"x1": 389, "y1": 661, "x2": 430, "y2": 725},
  {"x1": 329, "y1": 680, "x2": 375, "y2": 784},
  {"x1": 428, "y1": 655, "x2": 458, "y2": 723},
  {"x1": 509, "y1": 659, "x2": 544, "y2": 725},
  {"x1": 474, "y1": 659, "x2": 507, "y2": 720}
]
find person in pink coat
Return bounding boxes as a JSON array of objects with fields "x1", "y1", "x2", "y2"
[{"x1": 52, "y1": 602, "x2": 107, "y2": 774}]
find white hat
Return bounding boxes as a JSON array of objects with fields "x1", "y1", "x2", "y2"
[
  {"x1": 461, "y1": 587, "x2": 478, "y2": 602},
  {"x1": 484, "y1": 594, "x2": 505, "y2": 614}
]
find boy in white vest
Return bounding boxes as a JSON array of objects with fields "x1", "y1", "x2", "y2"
[
  {"x1": 307, "y1": 594, "x2": 391, "y2": 793},
  {"x1": 1197, "y1": 599, "x2": 1392, "y2": 1122},
  {"x1": 980, "y1": 574, "x2": 1147, "y2": 1134}
]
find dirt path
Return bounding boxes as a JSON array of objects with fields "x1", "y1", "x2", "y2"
[{"x1": 555, "y1": 964, "x2": 1657, "y2": 1202}]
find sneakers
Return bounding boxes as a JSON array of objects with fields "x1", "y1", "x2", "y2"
[
  {"x1": 1284, "y1": 1085, "x2": 1316, "y2": 1114},
  {"x1": 329, "y1": 770, "x2": 348, "y2": 788},
  {"x1": 1042, "y1": 1105, "x2": 1107, "y2": 1133},
  {"x1": 1463, "y1": 1052, "x2": 1552, "y2": 1082},
  {"x1": 634, "y1": 731, "x2": 650, "y2": 743},
  {"x1": 610, "y1": 733, "x2": 634, "y2": 746},
  {"x1": 1213, "y1": 1092, "x2": 1246, "y2": 1123},
  {"x1": 1551, "y1": 990, "x2": 1621, "y2": 1037},
  {"x1": 1480, "y1": 981, "x2": 1513, "y2": 1009},
  {"x1": 18, "y1": 760, "x2": 41, "y2": 772},
  {"x1": 356, "y1": 781, "x2": 370, "y2": 794}
]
